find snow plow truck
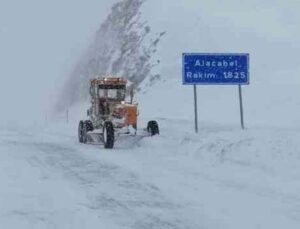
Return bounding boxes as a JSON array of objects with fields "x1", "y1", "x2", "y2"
[{"x1": 78, "y1": 77, "x2": 159, "y2": 149}]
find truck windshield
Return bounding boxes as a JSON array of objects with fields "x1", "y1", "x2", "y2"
[{"x1": 99, "y1": 88, "x2": 126, "y2": 100}]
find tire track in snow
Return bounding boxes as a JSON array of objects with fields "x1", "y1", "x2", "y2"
[{"x1": 2, "y1": 137, "x2": 198, "y2": 229}]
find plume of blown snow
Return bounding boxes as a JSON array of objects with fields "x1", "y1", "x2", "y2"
[{"x1": 56, "y1": 0, "x2": 164, "y2": 112}]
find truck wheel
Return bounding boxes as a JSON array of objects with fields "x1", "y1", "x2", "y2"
[
  {"x1": 147, "y1": 120, "x2": 159, "y2": 136},
  {"x1": 85, "y1": 120, "x2": 94, "y2": 132},
  {"x1": 82, "y1": 122, "x2": 88, "y2": 144},
  {"x1": 78, "y1": 121, "x2": 84, "y2": 143},
  {"x1": 103, "y1": 121, "x2": 114, "y2": 149}
]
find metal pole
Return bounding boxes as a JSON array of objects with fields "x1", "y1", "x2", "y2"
[
  {"x1": 238, "y1": 85, "x2": 245, "y2": 129},
  {"x1": 66, "y1": 109, "x2": 69, "y2": 124},
  {"x1": 194, "y1": 85, "x2": 198, "y2": 133}
]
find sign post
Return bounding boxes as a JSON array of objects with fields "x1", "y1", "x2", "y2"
[
  {"x1": 238, "y1": 85, "x2": 245, "y2": 129},
  {"x1": 182, "y1": 53, "x2": 249, "y2": 132},
  {"x1": 194, "y1": 85, "x2": 198, "y2": 133}
]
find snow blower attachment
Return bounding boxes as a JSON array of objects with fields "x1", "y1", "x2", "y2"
[{"x1": 78, "y1": 77, "x2": 159, "y2": 149}]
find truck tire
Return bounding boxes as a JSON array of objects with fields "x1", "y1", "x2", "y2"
[
  {"x1": 85, "y1": 120, "x2": 94, "y2": 132},
  {"x1": 82, "y1": 122, "x2": 88, "y2": 143},
  {"x1": 78, "y1": 120, "x2": 84, "y2": 143},
  {"x1": 147, "y1": 120, "x2": 159, "y2": 136},
  {"x1": 103, "y1": 121, "x2": 114, "y2": 149}
]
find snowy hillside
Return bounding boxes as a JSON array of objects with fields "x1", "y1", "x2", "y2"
[{"x1": 1, "y1": 0, "x2": 300, "y2": 229}]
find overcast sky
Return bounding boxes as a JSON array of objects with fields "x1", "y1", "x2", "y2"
[
  {"x1": 142, "y1": 0, "x2": 300, "y2": 78},
  {"x1": 0, "y1": 0, "x2": 115, "y2": 126}
]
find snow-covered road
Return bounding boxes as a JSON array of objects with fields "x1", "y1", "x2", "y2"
[{"x1": 1, "y1": 120, "x2": 300, "y2": 229}]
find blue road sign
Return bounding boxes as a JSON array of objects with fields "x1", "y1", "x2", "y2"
[{"x1": 182, "y1": 53, "x2": 249, "y2": 85}]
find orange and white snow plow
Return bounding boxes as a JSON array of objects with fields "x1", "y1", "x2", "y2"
[{"x1": 78, "y1": 76, "x2": 159, "y2": 149}]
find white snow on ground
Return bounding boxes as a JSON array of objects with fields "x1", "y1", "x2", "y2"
[{"x1": 1, "y1": 115, "x2": 300, "y2": 228}]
